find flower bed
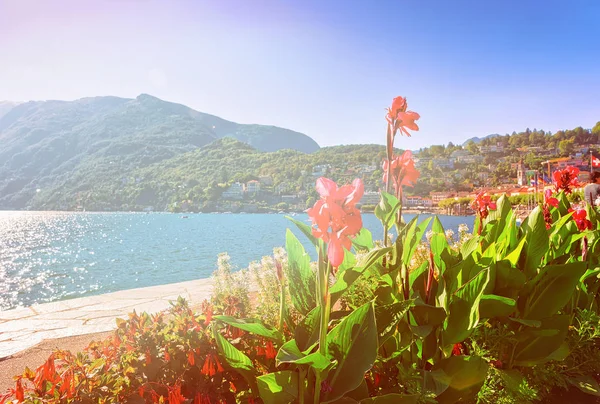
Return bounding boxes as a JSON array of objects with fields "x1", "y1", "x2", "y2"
[{"x1": 3, "y1": 97, "x2": 600, "y2": 404}]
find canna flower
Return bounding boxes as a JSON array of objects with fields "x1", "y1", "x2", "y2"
[
  {"x1": 569, "y1": 208, "x2": 592, "y2": 231},
  {"x1": 194, "y1": 393, "x2": 212, "y2": 404},
  {"x1": 386, "y1": 96, "x2": 420, "y2": 137},
  {"x1": 553, "y1": 166, "x2": 580, "y2": 194},
  {"x1": 307, "y1": 177, "x2": 364, "y2": 268},
  {"x1": 543, "y1": 189, "x2": 559, "y2": 229},
  {"x1": 544, "y1": 189, "x2": 559, "y2": 208},
  {"x1": 382, "y1": 150, "x2": 420, "y2": 195},
  {"x1": 471, "y1": 192, "x2": 497, "y2": 220}
]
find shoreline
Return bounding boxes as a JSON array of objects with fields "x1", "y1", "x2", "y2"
[{"x1": 0, "y1": 278, "x2": 214, "y2": 360}]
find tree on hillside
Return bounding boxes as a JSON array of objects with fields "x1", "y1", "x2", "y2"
[{"x1": 558, "y1": 139, "x2": 575, "y2": 156}]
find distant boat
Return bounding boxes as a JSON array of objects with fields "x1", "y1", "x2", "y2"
[{"x1": 181, "y1": 215, "x2": 188, "y2": 219}]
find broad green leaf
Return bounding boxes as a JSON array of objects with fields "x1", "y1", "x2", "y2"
[
  {"x1": 295, "y1": 307, "x2": 320, "y2": 352},
  {"x1": 214, "y1": 315, "x2": 283, "y2": 344},
  {"x1": 374, "y1": 192, "x2": 401, "y2": 228},
  {"x1": 519, "y1": 206, "x2": 549, "y2": 279},
  {"x1": 513, "y1": 315, "x2": 570, "y2": 366},
  {"x1": 521, "y1": 262, "x2": 587, "y2": 320},
  {"x1": 375, "y1": 300, "x2": 414, "y2": 345},
  {"x1": 285, "y1": 229, "x2": 316, "y2": 315},
  {"x1": 410, "y1": 299, "x2": 447, "y2": 338},
  {"x1": 276, "y1": 339, "x2": 304, "y2": 364},
  {"x1": 214, "y1": 331, "x2": 257, "y2": 392},
  {"x1": 479, "y1": 294, "x2": 516, "y2": 318},
  {"x1": 324, "y1": 302, "x2": 378, "y2": 402},
  {"x1": 494, "y1": 261, "x2": 526, "y2": 298},
  {"x1": 360, "y1": 393, "x2": 419, "y2": 404},
  {"x1": 352, "y1": 228, "x2": 374, "y2": 251},
  {"x1": 434, "y1": 355, "x2": 489, "y2": 404},
  {"x1": 402, "y1": 217, "x2": 433, "y2": 267},
  {"x1": 497, "y1": 369, "x2": 528, "y2": 395},
  {"x1": 460, "y1": 236, "x2": 480, "y2": 259},
  {"x1": 503, "y1": 237, "x2": 526, "y2": 266},
  {"x1": 286, "y1": 216, "x2": 319, "y2": 247},
  {"x1": 508, "y1": 317, "x2": 541, "y2": 328},
  {"x1": 442, "y1": 269, "x2": 490, "y2": 345},
  {"x1": 330, "y1": 246, "x2": 391, "y2": 304},
  {"x1": 567, "y1": 375, "x2": 600, "y2": 397},
  {"x1": 257, "y1": 370, "x2": 298, "y2": 404}
]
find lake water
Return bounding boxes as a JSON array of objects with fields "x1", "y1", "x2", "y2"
[{"x1": 0, "y1": 212, "x2": 473, "y2": 311}]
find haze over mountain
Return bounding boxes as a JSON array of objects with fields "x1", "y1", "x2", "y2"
[{"x1": 0, "y1": 94, "x2": 319, "y2": 209}]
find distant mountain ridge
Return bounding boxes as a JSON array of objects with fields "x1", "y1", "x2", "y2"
[
  {"x1": 0, "y1": 94, "x2": 319, "y2": 209},
  {"x1": 462, "y1": 134, "x2": 501, "y2": 146}
]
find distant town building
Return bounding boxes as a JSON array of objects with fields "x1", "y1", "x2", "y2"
[
  {"x1": 222, "y1": 182, "x2": 244, "y2": 200},
  {"x1": 312, "y1": 164, "x2": 330, "y2": 177},
  {"x1": 430, "y1": 191, "x2": 455, "y2": 205},
  {"x1": 360, "y1": 191, "x2": 381, "y2": 205},
  {"x1": 246, "y1": 180, "x2": 261, "y2": 195},
  {"x1": 432, "y1": 158, "x2": 454, "y2": 169}
]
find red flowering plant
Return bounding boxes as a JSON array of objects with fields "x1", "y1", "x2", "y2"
[
  {"x1": 542, "y1": 188, "x2": 559, "y2": 229},
  {"x1": 569, "y1": 208, "x2": 592, "y2": 232},
  {"x1": 553, "y1": 166, "x2": 580, "y2": 194},
  {"x1": 471, "y1": 191, "x2": 497, "y2": 235}
]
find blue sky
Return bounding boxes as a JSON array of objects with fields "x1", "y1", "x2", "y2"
[{"x1": 1, "y1": 0, "x2": 599, "y2": 149}]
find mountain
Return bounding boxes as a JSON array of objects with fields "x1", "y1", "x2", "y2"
[
  {"x1": 462, "y1": 133, "x2": 501, "y2": 146},
  {"x1": 0, "y1": 94, "x2": 319, "y2": 209},
  {"x1": 0, "y1": 101, "x2": 20, "y2": 120}
]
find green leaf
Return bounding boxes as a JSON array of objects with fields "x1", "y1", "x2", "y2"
[
  {"x1": 479, "y1": 294, "x2": 516, "y2": 318},
  {"x1": 508, "y1": 317, "x2": 541, "y2": 328},
  {"x1": 324, "y1": 302, "x2": 378, "y2": 402},
  {"x1": 360, "y1": 393, "x2": 419, "y2": 404},
  {"x1": 295, "y1": 307, "x2": 320, "y2": 352},
  {"x1": 285, "y1": 229, "x2": 317, "y2": 315},
  {"x1": 352, "y1": 228, "x2": 374, "y2": 251},
  {"x1": 214, "y1": 331, "x2": 257, "y2": 392},
  {"x1": 214, "y1": 315, "x2": 283, "y2": 344},
  {"x1": 286, "y1": 216, "x2": 319, "y2": 247},
  {"x1": 460, "y1": 236, "x2": 480, "y2": 258},
  {"x1": 513, "y1": 314, "x2": 570, "y2": 366},
  {"x1": 521, "y1": 262, "x2": 587, "y2": 320},
  {"x1": 433, "y1": 355, "x2": 489, "y2": 404},
  {"x1": 402, "y1": 217, "x2": 433, "y2": 267},
  {"x1": 411, "y1": 299, "x2": 447, "y2": 338},
  {"x1": 375, "y1": 300, "x2": 414, "y2": 345},
  {"x1": 442, "y1": 268, "x2": 490, "y2": 345},
  {"x1": 257, "y1": 370, "x2": 298, "y2": 404},
  {"x1": 330, "y1": 246, "x2": 391, "y2": 305},
  {"x1": 374, "y1": 192, "x2": 401, "y2": 228},
  {"x1": 519, "y1": 206, "x2": 549, "y2": 279},
  {"x1": 567, "y1": 375, "x2": 600, "y2": 397}
]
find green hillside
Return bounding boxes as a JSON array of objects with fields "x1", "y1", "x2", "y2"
[{"x1": 0, "y1": 95, "x2": 320, "y2": 209}]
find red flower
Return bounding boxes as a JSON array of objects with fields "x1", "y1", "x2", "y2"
[
  {"x1": 194, "y1": 393, "x2": 212, "y2": 404},
  {"x1": 544, "y1": 189, "x2": 559, "y2": 208},
  {"x1": 15, "y1": 378, "x2": 24, "y2": 402},
  {"x1": 452, "y1": 343, "x2": 464, "y2": 356},
  {"x1": 168, "y1": 384, "x2": 185, "y2": 404},
  {"x1": 274, "y1": 257, "x2": 284, "y2": 283},
  {"x1": 382, "y1": 150, "x2": 420, "y2": 195},
  {"x1": 202, "y1": 352, "x2": 224, "y2": 377},
  {"x1": 307, "y1": 177, "x2": 364, "y2": 268},
  {"x1": 188, "y1": 350, "x2": 195, "y2": 366},
  {"x1": 569, "y1": 208, "x2": 592, "y2": 231},
  {"x1": 265, "y1": 341, "x2": 277, "y2": 360},
  {"x1": 386, "y1": 96, "x2": 420, "y2": 137},
  {"x1": 471, "y1": 192, "x2": 497, "y2": 220},
  {"x1": 553, "y1": 167, "x2": 580, "y2": 194}
]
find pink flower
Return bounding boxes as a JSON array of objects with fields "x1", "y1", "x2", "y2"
[
  {"x1": 307, "y1": 178, "x2": 364, "y2": 268},
  {"x1": 544, "y1": 189, "x2": 559, "y2": 208},
  {"x1": 471, "y1": 192, "x2": 496, "y2": 220},
  {"x1": 382, "y1": 151, "x2": 420, "y2": 195}
]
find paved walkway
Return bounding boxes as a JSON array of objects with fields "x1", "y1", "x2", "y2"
[{"x1": 0, "y1": 279, "x2": 213, "y2": 359}]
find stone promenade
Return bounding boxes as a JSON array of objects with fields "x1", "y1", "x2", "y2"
[{"x1": 0, "y1": 279, "x2": 213, "y2": 359}]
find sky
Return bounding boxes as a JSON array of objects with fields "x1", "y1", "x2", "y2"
[{"x1": 1, "y1": 0, "x2": 599, "y2": 149}]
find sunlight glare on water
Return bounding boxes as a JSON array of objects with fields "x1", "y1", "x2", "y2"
[{"x1": 0, "y1": 211, "x2": 472, "y2": 311}]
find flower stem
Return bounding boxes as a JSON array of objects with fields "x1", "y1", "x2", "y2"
[{"x1": 278, "y1": 281, "x2": 286, "y2": 334}]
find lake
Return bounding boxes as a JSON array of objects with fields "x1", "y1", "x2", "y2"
[{"x1": 0, "y1": 212, "x2": 473, "y2": 310}]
